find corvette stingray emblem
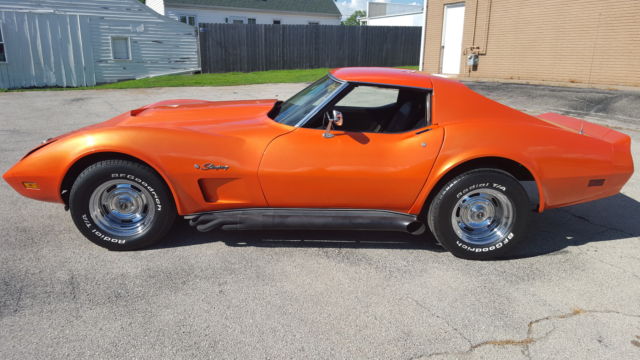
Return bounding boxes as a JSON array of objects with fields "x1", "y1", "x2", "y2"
[{"x1": 195, "y1": 162, "x2": 229, "y2": 171}]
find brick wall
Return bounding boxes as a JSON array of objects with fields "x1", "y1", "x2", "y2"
[{"x1": 422, "y1": 0, "x2": 640, "y2": 87}]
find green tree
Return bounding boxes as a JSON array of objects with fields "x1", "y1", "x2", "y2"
[{"x1": 342, "y1": 10, "x2": 366, "y2": 26}]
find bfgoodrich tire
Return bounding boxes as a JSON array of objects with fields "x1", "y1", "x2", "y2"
[
  {"x1": 69, "y1": 160, "x2": 176, "y2": 250},
  {"x1": 427, "y1": 169, "x2": 530, "y2": 260}
]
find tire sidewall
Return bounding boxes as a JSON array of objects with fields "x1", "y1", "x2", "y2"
[
  {"x1": 70, "y1": 161, "x2": 175, "y2": 250},
  {"x1": 431, "y1": 170, "x2": 530, "y2": 260}
]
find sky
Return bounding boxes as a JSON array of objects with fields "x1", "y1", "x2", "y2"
[{"x1": 335, "y1": 0, "x2": 423, "y2": 17}]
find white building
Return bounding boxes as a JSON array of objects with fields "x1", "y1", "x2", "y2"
[
  {"x1": 147, "y1": 0, "x2": 341, "y2": 26},
  {"x1": 0, "y1": 0, "x2": 199, "y2": 89},
  {"x1": 363, "y1": 1, "x2": 424, "y2": 27}
]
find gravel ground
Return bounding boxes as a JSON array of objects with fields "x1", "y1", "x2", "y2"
[{"x1": 1, "y1": 82, "x2": 639, "y2": 360}]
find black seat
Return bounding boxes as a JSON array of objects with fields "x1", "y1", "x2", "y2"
[{"x1": 385, "y1": 101, "x2": 415, "y2": 133}]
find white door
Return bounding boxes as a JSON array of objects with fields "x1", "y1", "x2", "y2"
[{"x1": 440, "y1": 3, "x2": 466, "y2": 74}]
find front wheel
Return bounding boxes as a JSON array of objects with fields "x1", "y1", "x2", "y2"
[
  {"x1": 427, "y1": 169, "x2": 531, "y2": 260},
  {"x1": 69, "y1": 160, "x2": 176, "y2": 250}
]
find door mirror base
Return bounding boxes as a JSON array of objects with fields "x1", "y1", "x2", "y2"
[{"x1": 323, "y1": 110, "x2": 343, "y2": 139}]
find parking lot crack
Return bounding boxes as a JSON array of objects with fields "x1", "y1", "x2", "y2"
[
  {"x1": 588, "y1": 256, "x2": 640, "y2": 280},
  {"x1": 558, "y1": 209, "x2": 636, "y2": 238},
  {"x1": 407, "y1": 297, "x2": 473, "y2": 347},
  {"x1": 13, "y1": 282, "x2": 24, "y2": 314},
  {"x1": 410, "y1": 308, "x2": 640, "y2": 359},
  {"x1": 569, "y1": 240, "x2": 640, "y2": 280}
]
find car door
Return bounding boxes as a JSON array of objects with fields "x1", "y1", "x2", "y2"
[{"x1": 258, "y1": 126, "x2": 443, "y2": 212}]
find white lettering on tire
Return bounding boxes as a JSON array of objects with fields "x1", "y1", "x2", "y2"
[
  {"x1": 492, "y1": 183, "x2": 506, "y2": 191},
  {"x1": 456, "y1": 232, "x2": 513, "y2": 252},
  {"x1": 456, "y1": 182, "x2": 508, "y2": 199}
]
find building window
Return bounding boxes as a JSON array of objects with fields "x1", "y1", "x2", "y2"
[
  {"x1": 111, "y1": 36, "x2": 131, "y2": 60},
  {"x1": 273, "y1": 20, "x2": 281, "y2": 25},
  {"x1": 308, "y1": 22, "x2": 320, "y2": 25},
  {"x1": 179, "y1": 15, "x2": 196, "y2": 26},
  {"x1": 248, "y1": 18, "x2": 256, "y2": 24},
  {"x1": 0, "y1": 23, "x2": 5, "y2": 63},
  {"x1": 227, "y1": 16, "x2": 246, "y2": 24}
]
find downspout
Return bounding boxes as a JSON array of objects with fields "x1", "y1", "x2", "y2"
[
  {"x1": 466, "y1": 0, "x2": 492, "y2": 75},
  {"x1": 418, "y1": 0, "x2": 428, "y2": 71},
  {"x1": 469, "y1": 0, "x2": 480, "y2": 76},
  {"x1": 482, "y1": 0, "x2": 492, "y2": 55}
]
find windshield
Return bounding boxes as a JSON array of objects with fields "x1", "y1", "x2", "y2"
[{"x1": 272, "y1": 76, "x2": 343, "y2": 126}]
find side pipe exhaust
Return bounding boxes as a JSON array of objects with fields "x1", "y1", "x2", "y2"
[{"x1": 187, "y1": 208, "x2": 426, "y2": 235}]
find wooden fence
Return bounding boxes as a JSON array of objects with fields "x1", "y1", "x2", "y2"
[{"x1": 198, "y1": 24, "x2": 422, "y2": 73}]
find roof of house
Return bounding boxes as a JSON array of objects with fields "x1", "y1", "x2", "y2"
[{"x1": 165, "y1": 0, "x2": 341, "y2": 16}]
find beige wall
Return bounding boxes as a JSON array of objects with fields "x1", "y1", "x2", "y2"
[{"x1": 422, "y1": 0, "x2": 640, "y2": 87}]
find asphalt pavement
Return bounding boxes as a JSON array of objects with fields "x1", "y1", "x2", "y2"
[{"x1": 1, "y1": 82, "x2": 639, "y2": 359}]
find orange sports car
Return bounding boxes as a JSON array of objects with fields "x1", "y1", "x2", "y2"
[{"x1": 3, "y1": 68, "x2": 634, "y2": 259}]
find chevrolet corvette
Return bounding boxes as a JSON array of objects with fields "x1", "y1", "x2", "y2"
[{"x1": 3, "y1": 68, "x2": 634, "y2": 259}]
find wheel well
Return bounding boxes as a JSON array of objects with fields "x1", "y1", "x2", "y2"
[
  {"x1": 60, "y1": 152, "x2": 161, "y2": 207},
  {"x1": 422, "y1": 157, "x2": 539, "y2": 215}
]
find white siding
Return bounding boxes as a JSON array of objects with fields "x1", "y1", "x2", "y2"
[
  {"x1": 89, "y1": 18, "x2": 199, "y2": 83},
  {"x1": 0, "y1": 0, "x2": 199, "y2": 88},
  {"x1": 166, "y1": 6, "x2": 341, "y2": 25},
  {"x1": 367, "y1": 13, "x2": 424, "y2": 27},
  {"x1": 0, "y1": 11, "x2": 96, "y2": 89},
  {"x1": 368, "y1": 3, "x2": 423, "y2": 17}
]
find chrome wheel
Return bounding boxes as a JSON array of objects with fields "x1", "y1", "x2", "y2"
[
  {"x1": 89, "y1": 179, "x2": 156, "y2": 237},
  {"x1": 450, "y1": 189, "x2": 515, "y2": 246}
]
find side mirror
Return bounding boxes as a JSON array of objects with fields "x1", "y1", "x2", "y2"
[{"x1": 323, "y1": 110, "x2": 343, "y2": 138}]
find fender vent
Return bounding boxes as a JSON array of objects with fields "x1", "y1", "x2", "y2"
[{"x1": 588, "y1": 179, "x2": 605, "y2": 187}]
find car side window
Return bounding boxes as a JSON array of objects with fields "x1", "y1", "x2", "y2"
[
  {"x1": 336, "y1": 86, "x2": 399, "y2": 108},
  {"x1": 307, "y1": 85, "x2": 428, "y2": 133}
]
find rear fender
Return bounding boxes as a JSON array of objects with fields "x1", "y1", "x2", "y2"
[
  {"x1": 409, "y1": 122, "x2": 550, "y2": 215},
  {"x1": 409, "y1": 153, "x2": 546, "y2": 215}
]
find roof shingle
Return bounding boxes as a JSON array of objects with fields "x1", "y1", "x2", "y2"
[{"x1": 165, "y1": 0, "x2": 341, "y2": 16}]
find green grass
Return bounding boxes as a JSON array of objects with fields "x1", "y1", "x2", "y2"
[{"x1": 3, "y1": 66, "x2": 418, "y2": 92}]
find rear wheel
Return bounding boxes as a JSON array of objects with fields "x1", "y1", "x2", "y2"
[
  {"x1": 427, "y1": 169, "x2": 530, "y2": 260},
  {"x1": 69, "y1": 160, "x2": 176, "y2": 250}
]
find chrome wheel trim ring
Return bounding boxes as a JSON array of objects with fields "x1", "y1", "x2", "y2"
[
  {"x1": 450, "y1": 188, "x2": 515, "y2": 246},
  {"x1": 89, "y1": 179, "x2": 156, "y2": 237}
]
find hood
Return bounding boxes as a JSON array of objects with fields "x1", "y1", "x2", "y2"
[
  {"x1": 41, "y1": 99, "x2": 281, "y2": 144},
  {"x1": 27, "y1": 99, "x2": 283, "y2": 156},
  {"x1": 118, "y1": 99, "x2": 280, "y2": 130}
]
